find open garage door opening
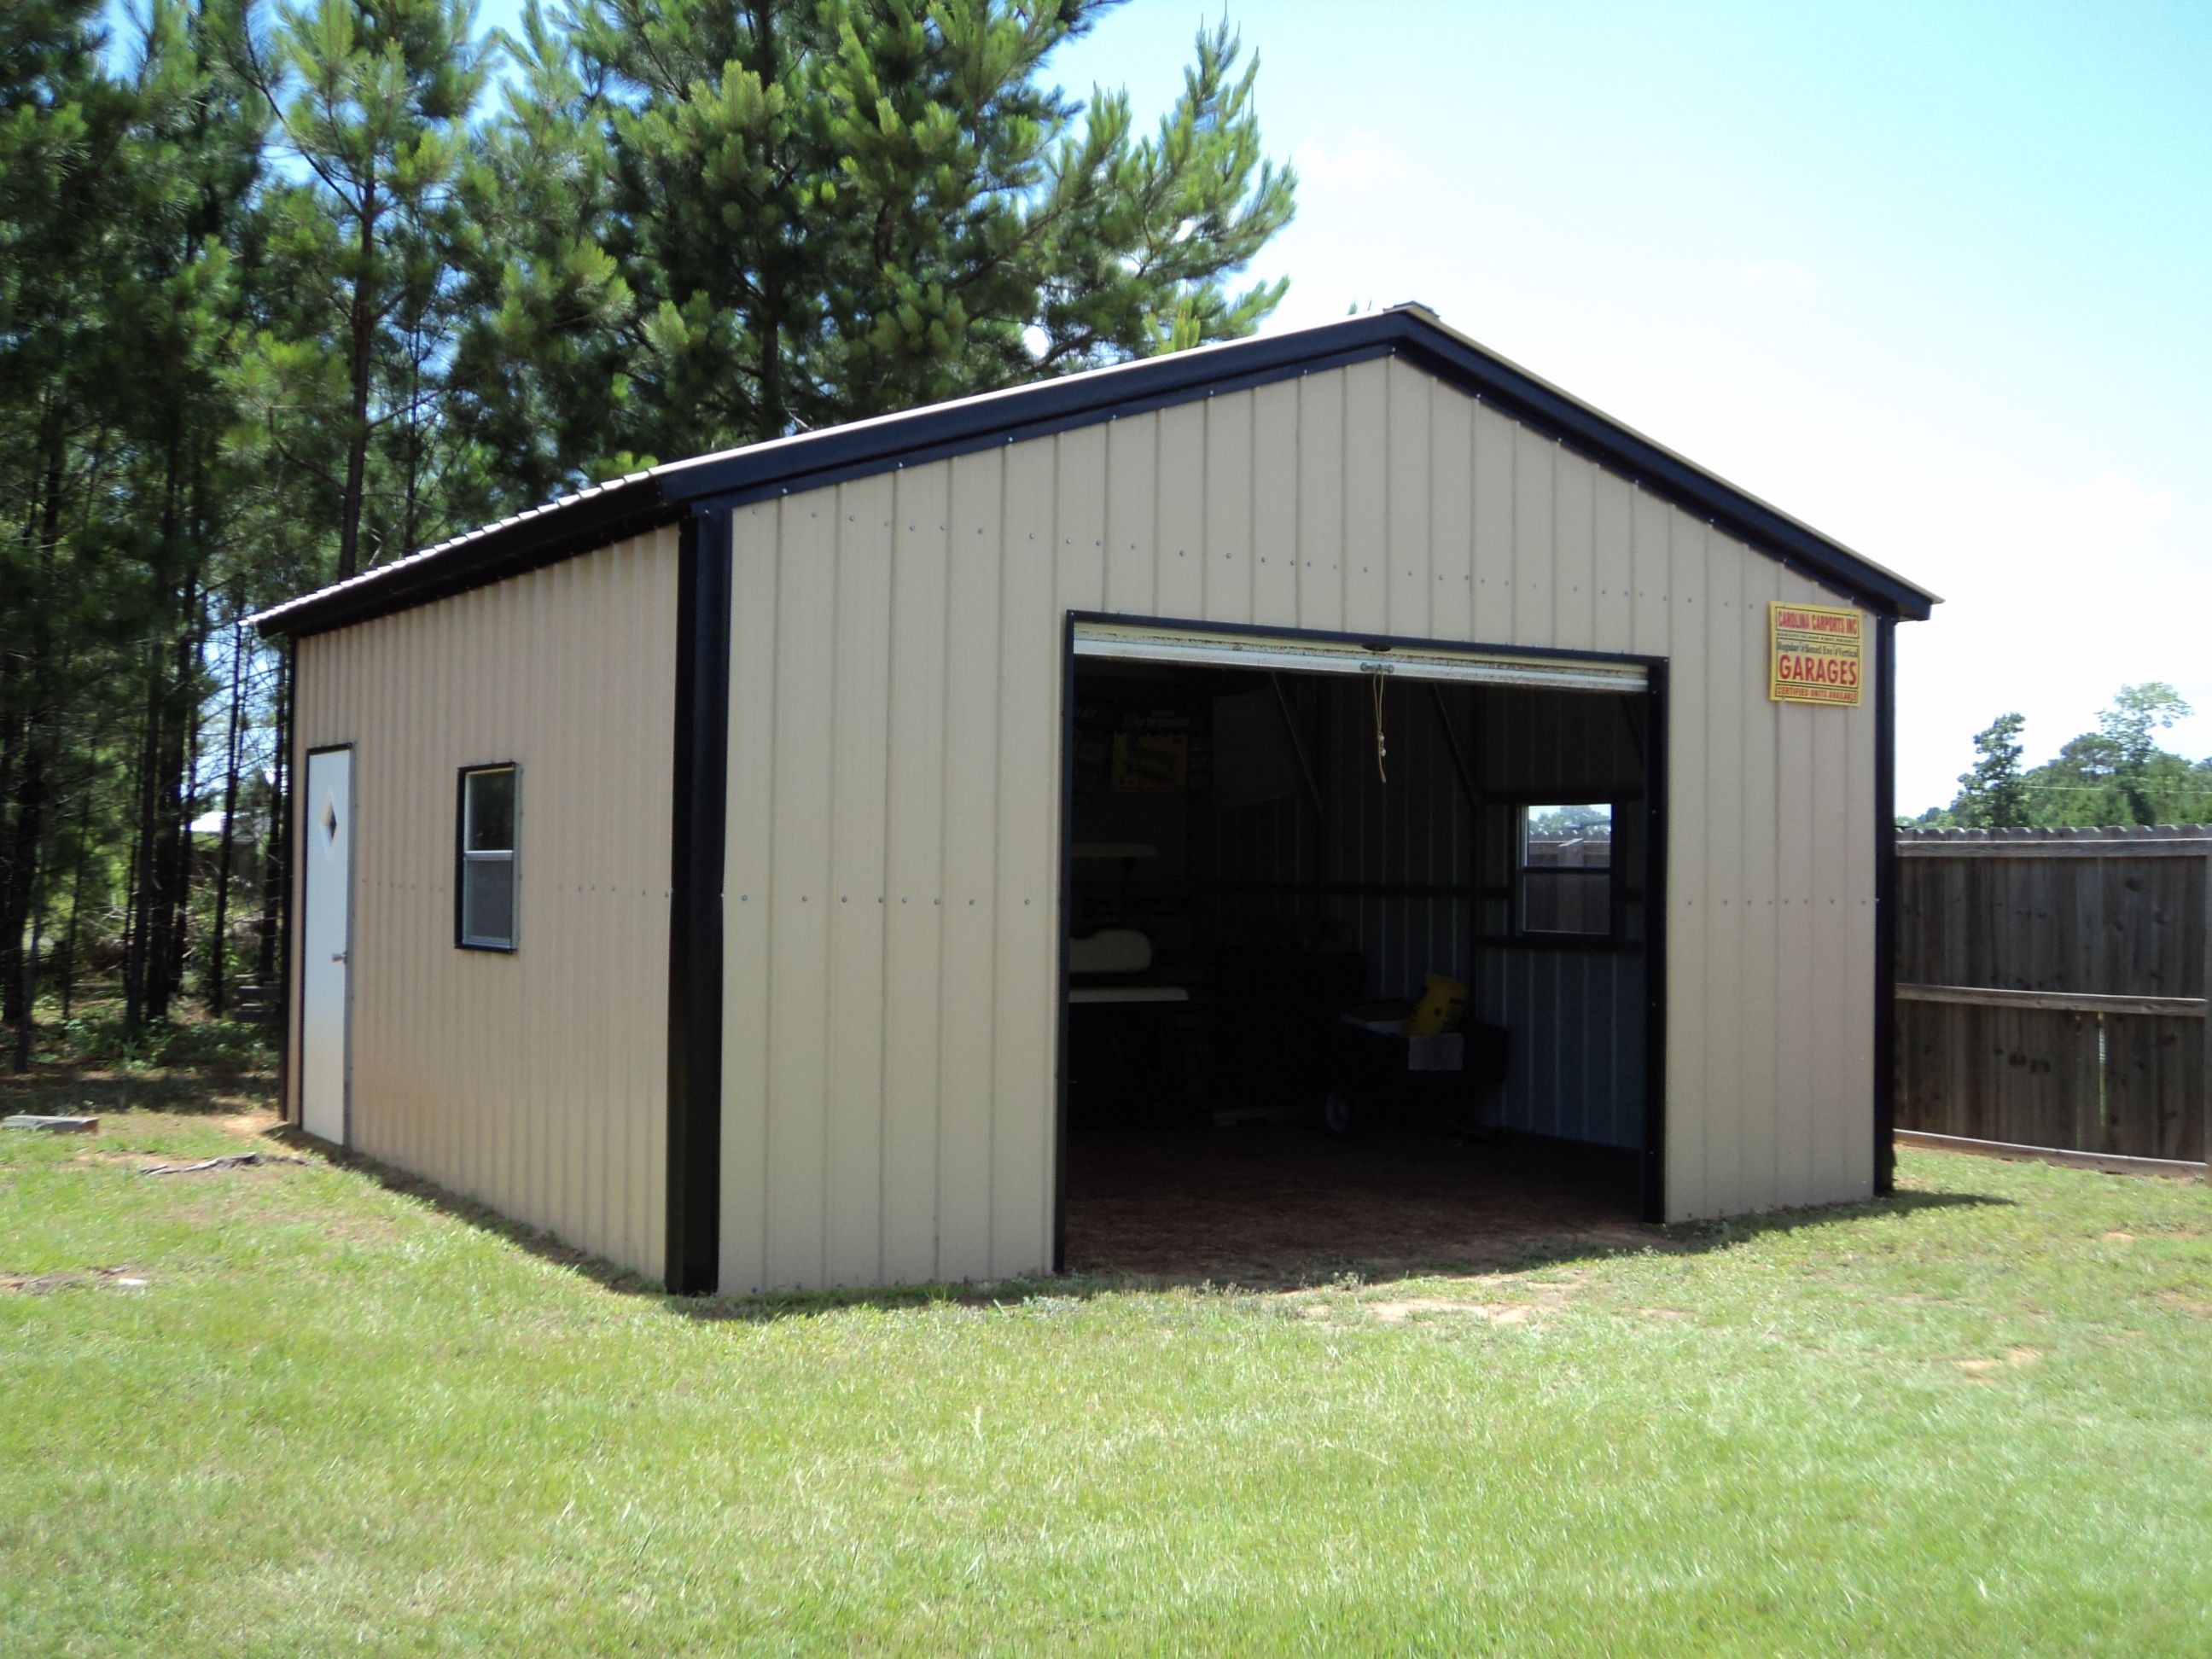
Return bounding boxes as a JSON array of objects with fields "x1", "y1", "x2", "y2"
[{"x1": 1057, "y1": 622, "x2": 1663, "y2": 1281}]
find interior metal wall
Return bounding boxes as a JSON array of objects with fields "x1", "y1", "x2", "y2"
[
  {"x1": 720, "y1": 353, "x2": 1882, "y2": 1291},
  {"x1": 1470, "y1": 686, "x2": 1648, "y2": 1148},
  {"x1": 290, "y1": 527, "x2": 679, "y2": 1280},
  {"x1": 1323, "y1": 679, "x2": 1480, "y2": 998}
]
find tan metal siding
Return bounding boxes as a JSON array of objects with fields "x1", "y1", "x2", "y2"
[
  {"x1": 719, "y1": 357, "x2": 1886, "y2": 1289},
  {"x1": 291, "y1": 528, "x2": 678, "y2": 1280}
]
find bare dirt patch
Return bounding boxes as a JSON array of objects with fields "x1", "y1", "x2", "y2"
[
  {"x1": 1366, "y1": 1297, "x2": 1535, "y2": 1326},
  {"x1": 2, "y1": 1265, "x2": 146, "y2": 1295},
  {"x1": 1952, "y1": 1348, "x2": 2043, "y2": 1377}
]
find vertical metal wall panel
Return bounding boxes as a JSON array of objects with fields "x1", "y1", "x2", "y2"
[
  {"x1": 1472, "y1": 404, "x2": 1516, "y2": 633},
  {"x1": 1104, "y1": 417, "x2": 1155, "y2": 616},
  {"x1": 1772, "y1": 568, "x2": 1825, "y2": 1205},
  {"x1": 765, "y1": 496, "x2": 835, "y2": 1290},
  {"x1": 1841, "y1": 620, "x2": 1881, "y2": 1193},
  {"x1": 1702, "y1": 527, "x2": 1747, "y2": 1209},
  {"x1": 1662, "y1": 514, "x2": 1710, "y2": 1218},
  {"x1": 1429, "y1": 375, "x2": 1476, "y2": 644},
  {"x1": 1551, "y1": 429, "x2": 1597, "y2": 651},
  {"x1": 824, "y1": 475, "x2": 894, "y2": 1289},
  {"x1": 288, "y1": 528, "x2": 678, "y2": 1280},
  {"x1": 1511, "y1": 423, "x2": 1555, "y2": 645},
  {"x1": 992, "y1": 442, "x2": 1063, "y2": 1275},
  {"x1": 1468, "y1": 684, "x2": 1647, "y2": 1150},
  {"x1": 715, "y1": 357, "x2": 1889, "y2": 1289},
  {"x1": 1205, "y1": 391, "x2": 1256, "y2": 626},
  {"x1": 883, "y1": 465, "x2": 953, "y2": 1286},
  {"x1": 1292, "y1": 371, "x2": 1342, "y2": 634},
  {"x1": 1592, "y1": 471, "x2": 1634, "y2": 658},
  {"x1": 1386, "y1": 358, "x2": 1433, "y2": 639},
  {"x1": 1735, "y1": 550, "x2": 1784, "y2": 1206},
  {"x1": 1473, "y1": 952, "x2": 1645, "y2": 1149},
  {"x1": 940, "y1": 448, "x2": 1006, "y2": 1283},
  {"x1": 1155, "y1": 401, "x2": 1208, "y2": 620}
]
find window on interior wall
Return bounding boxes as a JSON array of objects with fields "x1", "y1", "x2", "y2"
[
  {"x1": 457, "y1": 764, "x2": 520, "y2": 950},
  {"x1": 1520, "y1": 803, "x2": 1612, "y2": 938}
]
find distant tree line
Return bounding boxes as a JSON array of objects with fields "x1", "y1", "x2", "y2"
[
  {"x1": 1911, "y1": 684, "x2": 2212, "y2": 830},
  {"x1": 1, "y1": 0, "x2": 1296, "y2": 1064}
]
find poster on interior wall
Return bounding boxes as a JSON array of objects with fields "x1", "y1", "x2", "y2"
[
  {"x1": 1112, "y1": 713, "x2": 1190, "y2": 792},
  {"x1": 1768, "y1": 601, "x2": 1864, "y2": 707}
]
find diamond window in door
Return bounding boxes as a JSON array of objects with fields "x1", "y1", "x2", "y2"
[{"x1": 321, "y1": 793, "x2": 341, "y2": 855}]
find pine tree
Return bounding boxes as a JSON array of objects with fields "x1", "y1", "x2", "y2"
[
  {"x1": 1, "y1": 0, "x2": 1300, "y2": 1056},
  {"x1": 238, "y1": 0, "x2": 489, "y2": 579},
  {"x1": 467, "y1": 0, "x2": 1298, "y2": 479},
  {"x1": 445, "y1": 0, "x2": 637, "y2": 510},
  {"x1": 0, "y1": 1, "x2": 152, "y2": 1044}
]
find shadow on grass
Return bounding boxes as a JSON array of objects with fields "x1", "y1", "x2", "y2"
[
  {"x1": 282, "y1": 1119, "x2": 2012, "y2": 1324},
  {"x1": 1, "y1": 1068, "x2": 276, "y2": 1116}
]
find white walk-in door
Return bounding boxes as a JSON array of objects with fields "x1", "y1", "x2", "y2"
[{"x1": 300, "y1": 746, "x2": 352, "y2": 1144}]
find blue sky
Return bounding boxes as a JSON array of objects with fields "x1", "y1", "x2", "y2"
[
  {"x1": 182, "y1": 0, "x2": 2212, "y2": 809},
  {"x1": 1026, "y1": 0, "x2": 2212, "y2": 812}
]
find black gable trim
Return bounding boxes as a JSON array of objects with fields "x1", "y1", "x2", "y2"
[
  {"x1": 257, "y1": 309, "x2": 1933, "y2": 639},
  {"x1": 261, "y1": 491, "x2": 684, "y2": 639},
  {"x1": 1387, "y1": 327, "x2": 1931, "y2": 619}
]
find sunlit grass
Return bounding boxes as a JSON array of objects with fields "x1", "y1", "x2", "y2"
[{"x1": 3, "y1": 1090, "x2": 2209, "y2": 1655}]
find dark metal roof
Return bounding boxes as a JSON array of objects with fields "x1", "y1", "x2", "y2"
[{"x1": 253, "y1": 304, "x2": 1939, "y2": 637}]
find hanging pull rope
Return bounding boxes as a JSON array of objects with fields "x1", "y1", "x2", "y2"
[{"x1": 1371, "y1": 672, "x2": 1388, "y2": 784}]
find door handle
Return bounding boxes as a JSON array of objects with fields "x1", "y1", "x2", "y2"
[{"x1": 330, "y1": 952, "x2": 347, "y2": 963}]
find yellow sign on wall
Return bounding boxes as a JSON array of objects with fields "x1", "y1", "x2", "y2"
[{"x1": 1769, "y1": 601, "x2": 1864, "y2": 706}]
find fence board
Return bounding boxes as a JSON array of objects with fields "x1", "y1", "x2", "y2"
[{"x1": 1895, "y1": 827, "x2": 2209, "y2": 1163}]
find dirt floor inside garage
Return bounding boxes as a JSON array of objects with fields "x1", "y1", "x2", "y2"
[{"x1": 1060, "y1": 1124, "x2": 1661, "y2": 1285}]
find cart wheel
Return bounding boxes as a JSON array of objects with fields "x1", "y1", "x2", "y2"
[{"x1": 1322, "y1": 1090, "x2": 1362, "y2": 1137}]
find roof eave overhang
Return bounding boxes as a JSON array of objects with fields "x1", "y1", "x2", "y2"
[{"x1": 252, "y1": 481, "x2": 684, "y2": 639}]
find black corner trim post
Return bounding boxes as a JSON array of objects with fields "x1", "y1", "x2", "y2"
[
  {"x1": 1052, "y1": 614, "x2": 1078, "y2": 1275},
  {"x1": 665, "y1": 509, "x2": 732, "y2": 1294},
  {"x1": 1873, "y1": 615, "x2": 1898, "y2": 1196},
  {"x1": 1639, "y1": 661, "x2": 1670, "y2": 1224}
]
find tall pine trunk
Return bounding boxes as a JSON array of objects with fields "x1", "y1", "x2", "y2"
[
  {"x1": 338, "y1": 180, "x2": 379, "y2": 580},
  {"x1": 122, "y1": 658, "x2": 162, "y2": 1027},
  {"x1": 3, "y1": 408, "x2": 65, "y2": 1032},
  {"x1": 59, "y1": 788, "x2": 90, "y2": 1022},
  {"x1": 207, "y1": 613, "x2": 247, "y2": 1014},
  {"x1": 256, "y1": 646, "x2": 291, "y2": 989},
  {"x1": 143, "y1": 576, "x2": 201, "y2": 1022},
  {"x1": 1, "y1": 746, "x2": 44, "y2": 1045},
  {"x1": 12, "y1": 790, "x2": 50, "y2": 1073}
]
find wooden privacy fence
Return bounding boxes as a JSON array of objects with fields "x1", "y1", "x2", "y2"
[{"x1": 1894, "y1": 826, "x2": 2210, "y2": 1164}]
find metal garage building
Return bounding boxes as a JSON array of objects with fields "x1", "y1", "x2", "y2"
[{"x1": 255, "y1": 305, "x2": 1937, "y2": 1295}]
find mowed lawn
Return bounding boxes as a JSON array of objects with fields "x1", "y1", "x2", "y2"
[{"x1": 5, "y1": 1092, "x2": 2212, "y2": 1656}]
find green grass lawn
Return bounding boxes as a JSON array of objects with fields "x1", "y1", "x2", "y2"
[{"x1": 4, "y1": 1086, "x2": 2211, "y2": 1656}]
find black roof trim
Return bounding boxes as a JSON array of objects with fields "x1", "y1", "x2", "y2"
[{"x1": 254, "y1": 306, "x2": 1935, "y2": 637}]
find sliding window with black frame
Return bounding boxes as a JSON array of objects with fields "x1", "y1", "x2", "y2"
[{"x1": 1518, "y1": 803, "x2": 1614, "y2": 940}]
